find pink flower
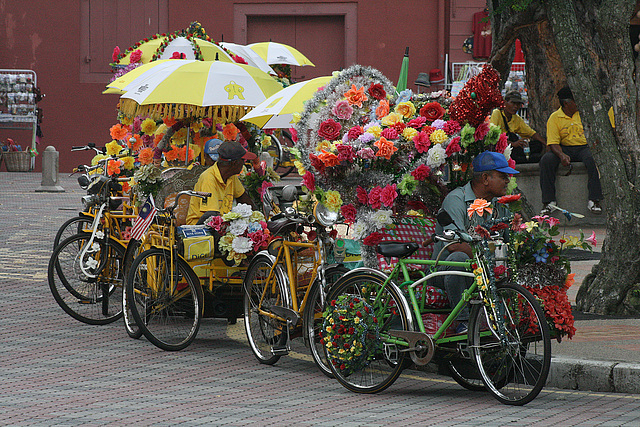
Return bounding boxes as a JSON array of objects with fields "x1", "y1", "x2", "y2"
[
  {"x1": 332, "y1": 100, "x2": 354, "y2": 120},
  {"x1": 508, "y1": 158, "x2": 517, "y2": 171},
  {"x1": 407, "y1": 116, "x2": 427, "y2": 129},
  {"x1": 340, "y1": 204, "x2": 357, "y2": 224},
  {"x1": 335, "y1": 144, "x2": 355, "y2": 162},
  {"x1": 302, "y1": 171, "x2": 315, "y2": 192},
  {"x1": 413, "y1": 131, "x2": 431, "y2": 153},
  {"x1": 380, "y1": 184, "x2": 398, "y2": 208},
  {"x1": 318, "y1": 119, "x2": 342, "y2": 140},
  {"x1": 356, "y1": 186, "x2": 369, "y2": 205},
  {"x1": 496, "y1": 132, "x2": 509, "y2": 153},
  {"x1": 474, "y1": 122, "x2": 490, "y2": 141},
  {"x1": 368, "y1": 186, "x2": 383, "y2": 209},
  {"x1": 357, "y1": 147, "x2": 375, "y2": 160},
  {"x1": 347, "y1": 125, "x2": 364, "y2": 140},
  {"x1": 411, "y1": 164, "x2": 431, "y2": 181},
  {"x1": 112, "y1": 46, "x2": 121, "y2": 62},
  {"x1": 585, "y1": 231, "x2": 597, "y2": 247},
  {"x1": 381, "y1": 127, "x2": 398, "y2": 140},
  {"x1": 206, "y1": 216, "x2": 224, "y2": 231},
  {"x1": 289, "y1": 127, "x2": 298, "y2": 142},
  {"x1": 445, "y1": 136, "x2": 462, "y2": 156},
  {"x1": 443, "y1": 120, "x2": 462, "y2": 135},
  {"x1": 546, "y1": 216, "x2": 560, "y2": 227},
  {"x1": 130, "y1": 49, "x2": 143, "y2": 63},
  {"x1": 260, "y1": 181, "x2": 274, "y2": 202},
  {"x1": 248, "y1": 230, "x2": 270, "y2": 251}
]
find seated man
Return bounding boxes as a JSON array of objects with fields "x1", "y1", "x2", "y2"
[
  {"x1": 430, "y1": 151, "x2": 517, "y2": 333},
  {"x1": 540, "y1": 86, "x2": 603, "y2": 215},
  {"x1": 186, "y1": 139, "x2": 257, "y2": 225},
  {"x1": 490, "y1": 91, "x2": 546, "y2": 164}
]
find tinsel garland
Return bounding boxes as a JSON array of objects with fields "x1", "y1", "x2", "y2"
[{"x1": 449, "y1": 64, "x2": 503, "y2": 127}]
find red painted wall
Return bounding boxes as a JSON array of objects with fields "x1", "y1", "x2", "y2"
[{"x1": 1, "y1": 0, "x2": 482, "y2": 172}]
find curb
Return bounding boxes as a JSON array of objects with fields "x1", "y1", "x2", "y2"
[{"x1": 549, "y1": 357, "x2": 640, "y2": 394}]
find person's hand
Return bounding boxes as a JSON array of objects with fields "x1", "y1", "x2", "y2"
[
  {"x1": 560, "y1": 153, "x2": 571, "y2": 167},
  {"x1": 511, "y1": 139, "x2": 526, "y2": 149}
]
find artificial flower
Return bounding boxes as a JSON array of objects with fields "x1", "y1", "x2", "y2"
[
  {"x1": 429, "y1": 129, "x2": 448, "y2": 144},
  {"x1": 445, "y1": 136, "x2": 462, "y2": 156},
  {"x1": 316, "y1": 139, "x2": 332, "y2": 152},
  {"x1": 110, "y1": 124, "x2": 128, "y2": 141},
  {"x1": 318, "y1": 119, "x2": 342, "y2": 140},
  {"x1": 373, "y1": 137, "x2": 398, "y2": 160},
  {"x1": 302, "y1": 171, "x2": 316, "y2": 192},
  {"x1": 206, "y1": 216, "x2": 224, "y2": 231},
  {"x1": 138, "y1": 147, "x2": 154, "y2": 165},
  {"x1": 231, "y1": 236, "x2": 253, "y2": 254},
  {"x1": 467, "y1": 198, "x2": 493, "y2": 218},
  {"x1": 420, "y1": 102, "x2": 445, "y2": 121},
  {"x1": 411, "y1": 164, "x2": 431, "y2": 181},
  {"x1": 222, "y1": 123, "x2": 239, "y2": 141},
  {"x1": 106, "y1": 140, "x2": 124, "y2": 156},
  {"x1": 398, "y1": 174, "x2": 417, "y2": 195},
  {"x1": 141, "y1": 118, "x2": 157, "y2": 135},
  {"x1": 365, "y1": 125, "x2": 382, "y2": 138},
  {"x1": 368, "y1": 83, "x2": 386, "y2": 100},
  {"x1": 129, "y1": 49, "x2": 143, "y2": 63},
  {"x1": 425, "y1": 144, "x2": 446, "y2": 169},
  {"x1": 332, "y1": 100, "x2": 354, "y2": 120},
  {"x1": 340, "y1": 204, "x2": 357, "y2": 224},
  {"x1": 344, "y1": 84, "x2": 368, "y2": 107},
  {"x1": 381, "y1": 127, "x2": 398, "y2": 140},
  {"x1": 375, "y1": 99, "x2": 390, "y2": 118},
  {"x1": 368, "y1": 186, "x2": 382, "y2": 210},
  {"x1": 363, "y1": 232, "x2": 385, "y2": 246},
  {"x1": 585, "y1": 231, "x2": 597, "y2": 247},
  {"x1": 347, "y1": 125, "x2": 364, "y2": 140},
  {"x1": 318, "y1": 149, "x2": 340, "y2": 167},
  {"x1": 474, "y1": 122, "x2": 490, "y2": 141},
  {"x1": 394, "y1": 101, "x2": 416, "y2": 119},
  {"x1": 413, "y1": 131, "x2": 431, "y2": 154},
  {"x1": 107, "y1": 159, "x2": 122, "y2": 176},
  {"x1": 497, "y1": 194, "x2": 522, "y2": 204},
  {"x1": 356, "y1": 186, "x2": 369, "y2": 205},
  {"x1": 122, "y1": 156, "x2": 135, "y2": 170},
  {"x1": 402, "y1": 127, "x2": 418, "y2": 141},
  {"x1": 371, "y1": 209, "x2": 393, "y2": 229},
  {"x1": 324, "y1": 190, "x2": 343, "y2": 212},
  {"x1": 380, "y1": 184, "x2": 398, "y2": 207},
  {"x1": 335, "y1": 144, "x2": 355, "y2": 162}
]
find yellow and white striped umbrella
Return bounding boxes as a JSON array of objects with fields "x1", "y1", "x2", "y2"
[
  {"x1": 241, "y1": 76, "x2": 331, "y2": 128},
  {"x1": 116, "y1": 60, "x2": 284, "y2": 121},
  {"x1": 219, "y1": 42, "x2": 275, "y2": 75},
  {"x1": 247, "y1": 42, "x2": 315, "y2": 67},
  {"x1": 117, "y1": 36, "x2": 234, "y2": 65},
  {"x1": 105, "y1": 60, "x2": 187, "y2": 94}
]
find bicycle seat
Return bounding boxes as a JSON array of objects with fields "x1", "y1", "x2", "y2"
[
  {"x1": 376, "y1": 241, "x2": 420, "y2": 258},
  {"x1": 267, "y1": 216, "x2": 301, "y2": 235}
]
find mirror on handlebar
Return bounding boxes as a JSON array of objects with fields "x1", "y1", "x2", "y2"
[
  {"x1": 436, "y1": 209, "x2": 454, "y2": 227},
  {"x1": 281, "y1": 185, "x2": 299, "y2": 202}
]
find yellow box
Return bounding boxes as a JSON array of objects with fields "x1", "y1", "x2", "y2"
[{"x1": 183, "y1": 236, "x2": 215, "y2": 261}]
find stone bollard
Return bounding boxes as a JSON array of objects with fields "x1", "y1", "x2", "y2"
[{"x1": 36, "y1": 146, "x2": 65, "y2": 192}]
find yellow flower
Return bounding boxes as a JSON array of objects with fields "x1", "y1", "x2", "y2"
[
  {"x1": 402, "y1": 127, "x2": 418, "y2": 140},
  {"x1": 366, "y1": 125, "x2": 382, "y2": 138},
  {"x1": 141, "y1": 118, "x2": 157, "y2": 135},
  {"x1": 172, "y1": 127, "x2": 188, "y2": 143},
  {"x1": 328, "y1": 317, "x2": 334, "y2": 324},
  {"x1": 354, "y1": 317, "x2": 361, "y2": 324},
  {"x1": 119, "y1": 116, "x2": 133, "y2": 126},
  {"x1": 122, "y1": 156, "x2": 135, "y2": 170},
  {"x1": 326, "y1": 341, "x2": 333, "y2": 348},
  {"x1": 326, "y1": 326, "x2": 333, "y2": 333},
  {"x1": 429, "y1": 129, "x2": 448, "y2": 144},
  {"x1": 564, "y1": 235, "x2": 581, "y2": 247},
  {"x1": 250, "y1": 211, "x2": 265, "y2": 222},
  {"x1": 91, "y1": 154, "x2": 108, "y2": 166},
  {"x1": 524, "y1": 221, "x2": 539, "y2": 233},
  {"x1": 406, "y1": 209, "x2": 421, "y2": 216},
  {"x1": 316, "y1": 139, "x2": 332, "y2": 152},
  {"x1": 260, "y1": 135, "x2": 272, "y2": 149},
  {"x1": 324, "y1": 190, "x2": 343, "y2": 212},
  {"x1": 190, "y1": 120, "x2": 203, "y2": 133},
  {"x1": 106, "y1": 140, "x2": 124, "y2": 156},
  {"x1": 381, "y1": 112, "x2": 402, "y2": 126},
  {"x1": 338, "y1": 349, "x2": 345, "y2": 354},
  {"x1": 292, "y1": 112, "x2": 302, "y2": 123},
  {"x1": 155, "y1": 123, "x2": 169, "y2": 135},
  {"x1": 394, "y1": 101, "x2": 416, "y2": 118},
  {"x1": 218, "y1": 234, "x2": 235, "y2": 251},
  {"x1": 294, "y1": 160, "x2": 306, "y2": 175}
]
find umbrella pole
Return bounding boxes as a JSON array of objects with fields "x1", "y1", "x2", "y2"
[{"x1": 185, "y1": 127, "x2": 190, "y2": 166}]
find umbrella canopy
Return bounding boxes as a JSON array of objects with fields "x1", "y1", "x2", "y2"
[
  {"x1": 247, "y1": 42, "x2": 315, "y2": 66},
  {"x1": 105, "y1": 60, "x2": 187, "y2": 94},
  {"x1": 116, "y1": 60, "x2": 284, "y2": 121},
  {"x1": 219, "y1": 42, "x2": 275, "y2": 75},
  {"x1": 241, "y1": 76, "x2": 331, "y2": 128},
  {"x1": 396, "y1": 47, "x2": 410, "y2": 93},
  {"x1": 116, "y1": 36, "x2": 235, "y2": 65}
]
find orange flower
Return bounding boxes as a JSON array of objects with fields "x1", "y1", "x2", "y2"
[
  {"x1": 223, "y1": 123, "x2": 239, "y2": 141},
  {"x1": 467, "y1": 198, "x2": 493, "y2": 218},
  {"x1": 121, "y1": 181, "x2": 131, "y2": 194},
  {"x1": 129, "y1": 134, "x2": 143, "y2": 151},
  {"x1": 176, "y1": 145, "x2": 196, "y2": 162},
  {"x1": 344, "y1": 84, "x2": 368, "y2": 107},
  {"x1": 373, "y1": 137, "x2": 398, "y2": 160},
  {"x1": 164, "y1": 145, "x2": 180, "y2": 161},
  {"x1": 138, "y1": 147, "x2": 154, "y2": 165},
  {"x1": 375, "y1": 99, "x2": 390, "y2": 119},
  {"x1": 109, "y1": 124, "x2": 128, "y2": 140},
  {"x1": 318, "y1": 149, "x2": 340, "y2": 167},
  {"x1": 163, "y1": 117, "x2": 177, "y2": 127},
  {"x1": 564, "y1": 273, "x2": 576, "y2": 289},
  {"x1": 153, "y1": 133, "x2": 164, "y2": 147},
  {"x1": 107, "y1": 159, "x2": 122, "y2": 176}
]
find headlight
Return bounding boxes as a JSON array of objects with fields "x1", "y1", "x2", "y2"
[
  {"x1": 82, "y1": 195, "x2": 99, "y2": 209},
  {"x1": 77, "y1": 174, "x2": 90, "y2": 190},
  {"x1": 314, "y1": 202, "x2": 338, "y2": 227}
]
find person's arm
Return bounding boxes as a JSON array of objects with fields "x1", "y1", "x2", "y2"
[
  {"x1": 549, "y1": 144, "x2": 571, "y2": 166},
  {"x1": 546, "y1": 113, "x2": 571, "y2": 166},
  {"x1": 237, "y1": 191, "x2": 257, "y2": 211},
  {"x1": 440, "y1": 192, "x2": 473, "y2": 257}
]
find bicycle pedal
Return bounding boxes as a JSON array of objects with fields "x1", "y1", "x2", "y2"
[{"x1": 271, "y1": 345, "x2": 290, "y2": 356}]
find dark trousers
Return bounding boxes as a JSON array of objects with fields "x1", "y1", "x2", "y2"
[
  {"x1": 430, "y1": 251, "x2": 472, "y2": 321},
  {"x1": 539, "y1": 145, "x2": 603, "y2": 204}
]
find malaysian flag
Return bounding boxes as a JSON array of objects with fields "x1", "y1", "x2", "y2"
[{"x1": 130, "y1": 195, "x2": 157, "y2": 240}]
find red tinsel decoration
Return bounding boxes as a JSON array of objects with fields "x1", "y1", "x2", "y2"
[{"x1": 449, "y1": 64, "x2": 504, "y2": 127}]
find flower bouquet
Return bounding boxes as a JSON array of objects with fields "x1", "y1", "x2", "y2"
[
  {"x1": 205, "y1": 203, "x2": 272, "y2": 266},
  {"x1": 322, "y1": 294, "x2": 379, "y2": 376}
]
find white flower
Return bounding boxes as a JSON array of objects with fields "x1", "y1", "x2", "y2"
[
  {"x1": 372, "y1": 210, "x2": 393, "y2": 229},
  {"x1": 231, "y1": 236, "x2": 253, "y2": 254},
  {"x1": 352, "y1": 220, "x2": 368, "y2": 240},
  {"x1": 90, "y1": 242, "x2": 101, "y2": 253},
  {"x1": 95, "y1": 231, "x2": 105, "y2": 240},
  {"x1": 85, "y1": 257, "x2": 98, "y2": 270},
  {"x1": 426, "y1": 144, "x2": 447, "y2": 169},
  {"x1": 228, "y1": 219, "x2": 248, "y2": 236},
  {"x1": 232, "y1": 203, "x2": 253, "y2": 219},
  {"x1": 503, "y1": 144, "x2": 513, "y2": 160}
]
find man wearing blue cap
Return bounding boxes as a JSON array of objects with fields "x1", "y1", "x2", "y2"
[
  {"x1": 186, "y1": 139, "x2": 257, "y2": 225},
  {"x1": 430, "y1": 151, "x2": 518, "y2": 333}
]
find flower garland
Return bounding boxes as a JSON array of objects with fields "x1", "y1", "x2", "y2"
[{"x1": 322, "y1": 294, "x2": 379, "y2": 376}]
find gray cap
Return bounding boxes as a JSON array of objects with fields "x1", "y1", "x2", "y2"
[
  {"x1": 217, "y1": 140, "x2": 257, "y2": 161},
  {"x1": 504, "y1": 91, "x2": 524, "y2": 104}
]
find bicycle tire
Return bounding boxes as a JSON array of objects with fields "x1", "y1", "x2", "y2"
[
  {"x1": 243, "y1": 254, "x2": 290, "y2": 365},
  {"x1": 469, "y1": 281, "x2": 551, "y2": 405},
  {"x1": 48, "y1": 233, "x2": 125, "y2": 325},
  {"x1": 122, "y1": 239, "x2": 144, "y2": 339},
  {"x1": 324, "y1": 270, "x2": 411, "y2": 394},
  {"x1": 447, "y1": 358, "x2": 486, "y2": 391},
  {"x1": 126, "y1": 248, "x2": 203, "y2": 351},
  {"x1": 304, "y1": 265, "x2": 349, "y2": 378},
  {"x1": 53, "y1": 215, "x2": 94, "y2": 250}
]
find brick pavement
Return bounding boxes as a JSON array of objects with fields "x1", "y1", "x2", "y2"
[{"x1": 2, "y1": 171, "x2": 640, "y2": 425}]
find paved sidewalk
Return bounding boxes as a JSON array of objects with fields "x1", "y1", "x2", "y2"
[{"x1": 2, "y1": 170, "x2": 640, "y2": 399}]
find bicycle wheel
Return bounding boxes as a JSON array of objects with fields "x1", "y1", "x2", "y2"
[
  {"x1": 305, "y1": 265, "x2": 349, "y2": 378},
  {"x1": 469, "y1": 281, "x2": 551, "y2": 405},
  {"x1": 324, "y1": 270, "x2": 411, "y2": 393},
  {"x1": 122, "y1": 239, "x2": 144, "y2": 339},
  {"x1": 243, "y1": 255, "x2": 290, "y2": 365},
  {"x1": 447, "y1": 358, "x2": 485, "y2": 391},
  {"x1": 53, "y1": 215, "x2": 94, "y2": 249},
  {"x1": 126, "y1": 248, "x2": 203, "y2": 351},
  {"x1": 48, "y1": 233, "x2": 125, "y2": 325}
]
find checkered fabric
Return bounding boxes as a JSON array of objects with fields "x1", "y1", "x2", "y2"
[
  {"x1": 415, "y1": 284, "x2": 450, "y2": 308},
  {"x1": 376, "y1": 215, "x2": 436, "y2": 272},
  {"x1": 422, "y1": 313, "x2": 457, "y2": 336}
]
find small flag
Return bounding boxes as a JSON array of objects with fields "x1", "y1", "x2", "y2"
[{"x1": 130, "y1": 195, "x2": 157, "y2": 240}]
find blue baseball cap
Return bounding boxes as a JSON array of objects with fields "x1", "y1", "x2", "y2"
[
  {"x1": 472, "y1": 151, "x2": 519, "y2": 174},
  {"x1": 204, "y1": 138, "x2": 223, "y2": 161}
]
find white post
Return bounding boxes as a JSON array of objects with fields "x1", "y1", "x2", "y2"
[{"x1": 36, "y1": 146, "x2": 65, "y2": 192}]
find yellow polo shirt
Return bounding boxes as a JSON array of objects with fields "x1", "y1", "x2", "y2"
[
  {"x1": 186, "y1": 163, "x2": 246, "y2": 225},
  {"x1": 546, "y1": 107, "x2": 586, "y2": 146},
  {"x1": 489, "y1": 109, "x2": 536, "y2": 138}
]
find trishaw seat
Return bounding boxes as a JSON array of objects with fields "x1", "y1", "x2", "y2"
[{"x1": 376, "y1": 241, "x2": 420, "y2": 258}]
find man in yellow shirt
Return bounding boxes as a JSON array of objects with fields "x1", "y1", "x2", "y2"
[
  {"x1": 540, "y1": 86, "x2": 603, "y2": 214},
  {"x1": 186, "y1": 139, "x2": 257, "y2": 225},
  {"x1": 490, "y1": 91, "x2": 546, "y2": 163}
]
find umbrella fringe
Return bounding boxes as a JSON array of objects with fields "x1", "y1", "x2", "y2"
[{"x1": 118, "y1": 99, "x2": 251, "y2": 122}]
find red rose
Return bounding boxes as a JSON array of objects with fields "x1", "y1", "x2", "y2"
[
  {"x1": 356, "y1": 186, "x2": 369, "y2": 205},
  {"x1": 407, "y1": 116, "x2": 427, "y2": 129},
  {"x1": 340, "y1": 204, "x2": 357, "y2": 224},
  {"x1": 368, "y1": 186, "x2": 382, "y2": 209},
  {"x1": 381, "y1": 127, "x2": 398, "y2": 140},
  {"x1": 445, "y1": 136, "x2": 462, "y2": 156},
  {"x1": 347, "y1": 125, "x2": 363, "y2": 140},
  {"x1": 363, "y1": 232, "x2": 385, "y2": 246},
  {"x1": 420, "y1": 102, "x2": 446, "y2": 121},
  {"x1": 318, "y1": 119, "x2": 342, "y2": 140},
  {"x1": 368, "y1": 83, "x2": 386, "y2": 100},
  {"x1": 497, "y1": 194, "x2": 521, "y2": 204},
  {"x1": 335, "y1": 144, "x2": 355, "y2": 162},
  {"x1": 411, "y1": 164, "x2": 431, "y2": 181},
  {"x1": 309, "y1": 154, "x2": 325, "y2": 173}
]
